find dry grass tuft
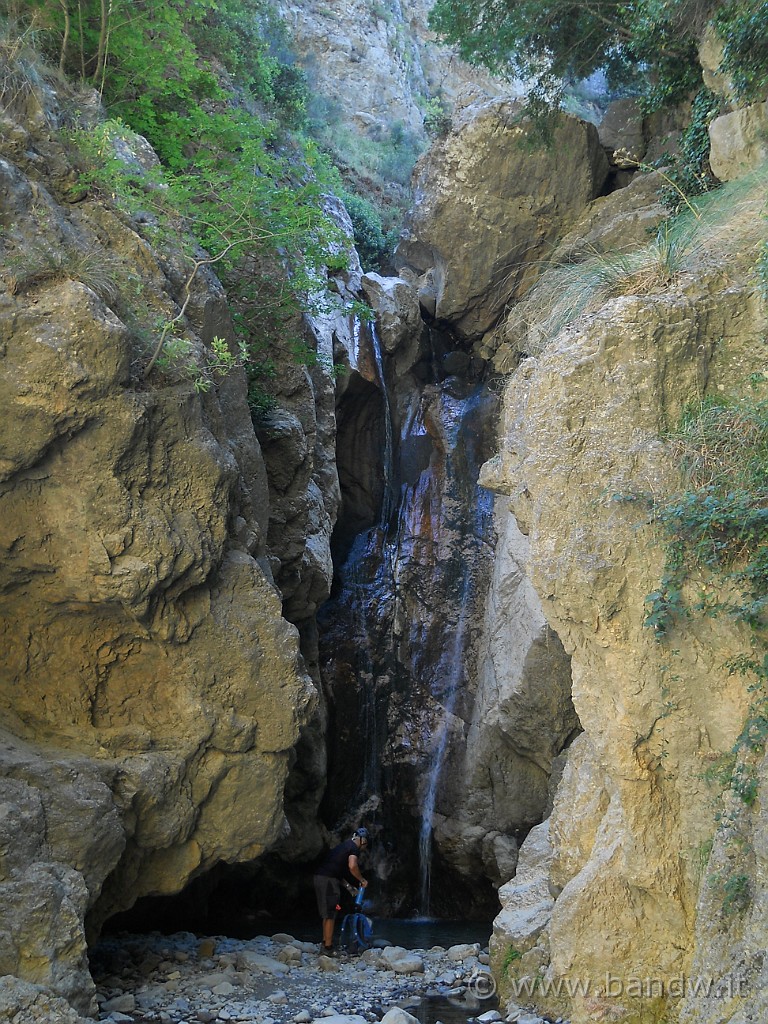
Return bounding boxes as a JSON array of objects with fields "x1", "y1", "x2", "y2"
[
  {"x1": 4, "y1": 245, "x2": 123, "y2": 304},
  {"x1": 0, "y1": 19, "x2": 52, "y2": 121},
  {"x1": 507, "y1": 165, "x2": 768, "y2": 356},
  {"x1": 671, "y1": 395, "x2": 768, "y2": 492}
]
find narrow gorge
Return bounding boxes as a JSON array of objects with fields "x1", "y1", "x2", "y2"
[{"x1": 1, "y1": 3, "x2": 767, "y2": 1024}]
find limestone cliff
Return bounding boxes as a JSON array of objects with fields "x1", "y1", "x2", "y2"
[
  {"x1": 275, "y1": 0, "x2": 511, "y2": 139},
  {"x1": 483, "y1": 150, "x2": 767, "y2": 1024},
  {"x1": 0, "y1": 86, "x2": 330, "y2": 1011},
  {"x1": 385, "y1": 65, "x2": 767, "y2": 1021}
]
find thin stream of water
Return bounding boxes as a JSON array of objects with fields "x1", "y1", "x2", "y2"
[{"x1": 417, "y1": 572, "x2": 470, "y2": 916}]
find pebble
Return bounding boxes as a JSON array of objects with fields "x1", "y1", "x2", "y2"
[{"x1": 88, "y1": 930, "x2": 571, "y2": 1024}]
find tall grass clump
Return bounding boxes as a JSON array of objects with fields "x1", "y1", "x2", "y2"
[
  {"x1": 645, "y1": 383, "x2": 768, "y2": 638},
  {"x1": 508, "y1": 164, "x2": 768, "y2": 356},
  {"x1": 0, "y1": 17, "x2": 54, "y2": 119},
  {"x1": 644, "y1": 383, "x2": 768, "y2": 810}
]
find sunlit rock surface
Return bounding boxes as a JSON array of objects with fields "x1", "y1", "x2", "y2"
[
  {"x1": 0, "y1": 105, "x2": 315, "y2": 1011},
  {"x1": 275, "y1": 0, "x2": 511, "y2": 138},
  {"x1": 397, "y1": 103, "x2": 609, "y2": 340},
  {"x1": 487, "y1": 233, "x2": 767, "y2": 1023}
]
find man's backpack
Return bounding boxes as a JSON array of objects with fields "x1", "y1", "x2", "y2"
[{"x1": 339, "y1": 910, "x2": 373, "y2": 954}]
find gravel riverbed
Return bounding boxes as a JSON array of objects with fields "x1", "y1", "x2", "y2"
[{"x1": 90, "y1": 930, "x2": 551, "y2": 1024}]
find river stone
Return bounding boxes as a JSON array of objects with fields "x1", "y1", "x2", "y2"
[
  {"x1": 380, "y1": 947, "x2": 425, "y2": 974},
  {"x1": 102, "y1": 993, "x2": 136, "y2": 1013},
  {"x1": 211, "y1": 981, "x2": 237, "y2": 996},
  {"x1": 381, "y1": 1009, "x2": 420, "y2": 1024},
  {"x1": 446, "y1": 943, "x2": 480, "y2": 962},
  {"x1": 236, "y1": 951, "x2": 290, "y2": 975},
  {"x1": 313, "y1": 1016, "x2": 368, "y2": 1024}
]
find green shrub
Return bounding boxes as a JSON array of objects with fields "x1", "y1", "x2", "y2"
[
  {"x1": 423, "y1": 95, "x2": 452, "y2": 138},
  {"x1": 716, "y1": 0, "x2": 768, "y2": 102},
  {"x1": 721, "y1": 871, "x2": 751, "y2": 914},
  {"x1": 343, "y1": 191, "x2": 388, "y2": 270},
  {"x1": 656, "y1": 87, "x2": 722, "y2": 210},
  {"x1": 645, "y1": 386, "x2": 768, "y2": 636},
  {"x1": 502, "y1": 945, "x2": 522, "y2": 977}
]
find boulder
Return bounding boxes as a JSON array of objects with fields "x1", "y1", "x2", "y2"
[
  {"x1": 0, "y1": 976, "x2": 91, "y2": 1024},
  {"x1": 380, "y1": 947, "x2": 425, "y2": 974},
  {"x1": 708, "y1": 101, "x2": 768, "y2": 180},
  {"x1": 397, "y1": 102, "x2": 609, "y2": 340}
]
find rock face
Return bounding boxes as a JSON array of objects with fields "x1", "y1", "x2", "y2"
[
  {"x1": 485, "y1": 182, "x2": 767, "y2": 1023},
  {"x1": 397, "y1": 103, "x2": 609, "y2": 340},
  {"x1": 0, "y1": 97, "x2": 319, "y2": 1011},
  {"x1": 444, "y1": 506, "x2": 578, "y2": 886},
  {"x1": 275, "y1": 0, "x2": 511, "y2": 138},
  {"x1": 315, "y1": 109, "x2": 598, "y2": 915},
  {"x1": 708, "y1": 100, "x2": 768, "y2": 180}
]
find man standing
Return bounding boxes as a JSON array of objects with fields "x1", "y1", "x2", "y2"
[{"x1": 313, "y1": 828, "x2": 369, "y2": 955}]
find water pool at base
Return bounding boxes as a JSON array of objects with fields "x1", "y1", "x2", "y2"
[{"x1": 247, "y1": 917, "x2": 493, "y2": 950}]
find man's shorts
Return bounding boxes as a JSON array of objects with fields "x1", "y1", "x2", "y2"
[{"x1": 314, "y1": 874, "x2": 341, "y2": 919}]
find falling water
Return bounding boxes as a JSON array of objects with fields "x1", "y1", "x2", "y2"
[
  {"x1": 370, "y1": 323, "x2": 395, "y2": 529},
  {"x1": 342, "y1": 321, "x2": 397, "y2": 803},
  {"x1": 415, "y1": 385, "x2": 493, "y2": 915},
  {"x1": 417, "y1": 573, "x2": 471, "y2": 916}
]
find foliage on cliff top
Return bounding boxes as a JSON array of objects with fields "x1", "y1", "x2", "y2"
[
  {"x1": 0, "y1": 0, "x2": 359, "y2": 403},
  {"x1": 428, "y1": 0, "x2": 768, "y2": 112},
  {"x1": 645, "y1": 381, "x2": 768, "y2": 634}
]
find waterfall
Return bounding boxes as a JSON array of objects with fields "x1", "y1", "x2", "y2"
[
  {"x1": 328, "y1": 321, "x2": 397, "y2": 809},
  {"x1": 417, "y1": 570, "x2": 471, "y2": 916},
  {"x1": 323, "y1": 316, "x2": 497, "y2": 912},
  {"x1": 414, "y1": 385, "x2": 492, "y2": 915},
  {"x1": 370, "y1": 323, "x2": 395, "y2": 529}
]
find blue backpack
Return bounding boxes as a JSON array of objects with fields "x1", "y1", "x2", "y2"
[{"x1": 340, "y1": 888, "x2": 373, "y2": 954}]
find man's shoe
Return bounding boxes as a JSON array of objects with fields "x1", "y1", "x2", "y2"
[{"x1": 319, "y1": 945, "x2": 337, "y2": 958}]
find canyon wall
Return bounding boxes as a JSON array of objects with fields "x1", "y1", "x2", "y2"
[
  {"x1": 480, "y1": 135, "x2": 767, "y2": 1024},
  {"x1": 384, "y1": 59, "x2": 767, "y2": 1021},
  {"x1": 275, "y1": 0, "x2": 512, "y2": 138},
  {"x1": 0, "y1": 84, "x2": 346, "y2": 1012}
]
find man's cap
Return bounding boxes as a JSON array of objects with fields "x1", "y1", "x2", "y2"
[{"x1": 353, "y1": 827, "x2": 370, "y2": 842}]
